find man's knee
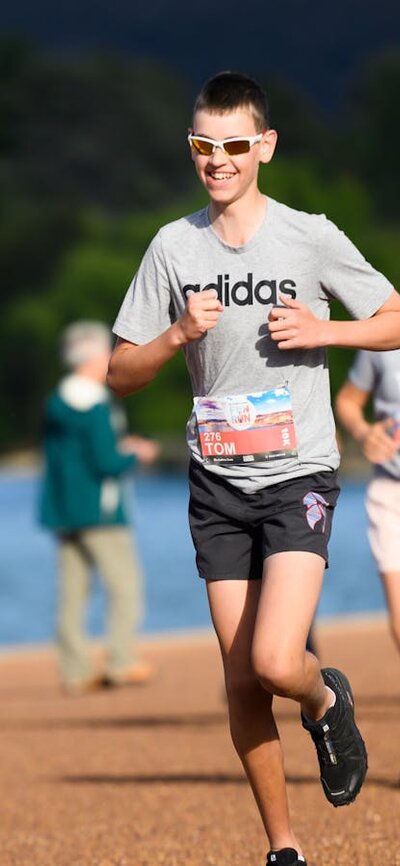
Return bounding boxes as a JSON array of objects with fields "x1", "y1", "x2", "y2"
[{"x1": 251, "y1": 648, "x2": 304, "y2": 697}]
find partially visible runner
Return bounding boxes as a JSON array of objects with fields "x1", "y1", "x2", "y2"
[
  {"x1": 336, "y1": 350, "x2": 400, "y2": 656},
  {"x1": 107, "y1": 72, "x2": 400, "y2": 866}
]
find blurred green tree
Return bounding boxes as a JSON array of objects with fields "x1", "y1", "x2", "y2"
[
  {"x1": 340, "y1": 49, "x2": 400, "y2": 220},
  {"x1": 0, "y1": 39, "x2": 195, "y2": 210}
]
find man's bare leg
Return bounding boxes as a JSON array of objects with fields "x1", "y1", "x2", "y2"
[
  {"x1": 251, "y1": 552, "x2": 332, "y2": 721},
  {"x1": 251, "y1": 551, "x2": 367, "y2": 810},
  {"x1": 207, "y1": 578, "x2": 304, "y2": 854}
]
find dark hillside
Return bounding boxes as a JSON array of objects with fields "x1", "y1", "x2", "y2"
[{"x1": 1, "y1": 0, "x2": 399, "y2": 109}]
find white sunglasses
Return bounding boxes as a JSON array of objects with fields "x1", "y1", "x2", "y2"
[{"x1": 188, "y1": 133, "x2": 263, "y2": 156}]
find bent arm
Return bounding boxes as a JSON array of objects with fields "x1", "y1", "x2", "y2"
[
  {"x1": 107, "y1": 324, "x2": 186, "y2": 397},
  {"x1": 335, "y1": 380, "x2": 398, "y2": 464},
  {"x1": 326, "y1": 290, "x2": 400, "y2": 350},
  {"x1": 335, "y1": 381, "x2": 371, "y2": 443},
  {"x1": 88, "y1": 404, "x2": 136, "y2": 475},
  {"x1": 269, "y1": 289, "x2": 400, "y2": 351},
  {"x1": 108, "y1": 289, "x2": 224, "y2": 396}
]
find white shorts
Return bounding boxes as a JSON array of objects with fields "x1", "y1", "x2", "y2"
[{"x1": 366, "y1": 475, "x2": 400, "y2": 573}]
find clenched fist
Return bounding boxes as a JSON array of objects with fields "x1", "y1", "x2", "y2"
[
  {"x1": 268, "y1": 295, "x2": 327, "y2": 350},
  {"x1": 360, "y1": 419, "x2": 399, "y2": 465},
  {"x1": 177, "y1": 289, "x2": 224, "y2": 343}
]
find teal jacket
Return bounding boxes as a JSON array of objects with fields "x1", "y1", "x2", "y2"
[{"x1": 39, "y1": 375, "x2": 136, "y2": 531}]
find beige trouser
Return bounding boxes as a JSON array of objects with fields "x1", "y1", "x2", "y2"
[{"x1": 57, "y1": 526, "x2": 143, "y2": 686}]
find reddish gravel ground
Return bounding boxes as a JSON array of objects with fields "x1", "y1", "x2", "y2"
[{"x1": 0, "y1": 617, "x2": 399, "y2": 866}]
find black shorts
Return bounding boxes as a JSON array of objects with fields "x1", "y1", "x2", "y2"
[{"x1": 188, "y1": 460, "x2": 340, "y2": 581}]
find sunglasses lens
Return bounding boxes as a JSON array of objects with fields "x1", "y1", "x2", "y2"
[
  {"x1": 224, "y1": 139, "x2": 251, "y2": 155},
  {"x1": 190, "y1": 137, "x2": 254, "y2": 156},
  {"x1": 191, "y1": 138, "x2": 213, "y2": 155}
]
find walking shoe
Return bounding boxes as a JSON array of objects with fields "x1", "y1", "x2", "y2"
[
  {"x1": 266, "y1": 848, "x2": 306, "y2": 865},
  {"x1": 104, "y1": 661, "x2": 155, "y2": 687},
  {"x1": 62, "y1": 674, "x2": 107, "y2": 696},
  {"x1": 301, "y1": 667, "x2": 368, "y2": 807}
]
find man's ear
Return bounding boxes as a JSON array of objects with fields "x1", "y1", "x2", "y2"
[{"x1": 259, "y1": 129, "x2": 278, "y2": 165}]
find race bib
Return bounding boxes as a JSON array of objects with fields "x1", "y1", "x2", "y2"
[{"x1": 194, "y1": 386, "x2": 298, "y2": 464}]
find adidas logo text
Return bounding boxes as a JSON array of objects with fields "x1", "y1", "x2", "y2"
[{"x1": 183, "y1": 273, "x2": 297, "y2": 307}]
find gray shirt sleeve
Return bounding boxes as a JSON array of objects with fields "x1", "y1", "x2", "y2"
[
  {"x1": 113, "y1": 231, "x2": 174, "y2": 344},
  {"x1": 348, "y1": 350, "x2": 376, "y2": 392},
  {"x1": 319, "y1": 218, "x2": 394, "y2": 319}
]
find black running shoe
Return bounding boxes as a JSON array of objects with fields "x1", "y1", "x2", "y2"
[
  {"x1": 266, "y1": 848, "x2": 306, "y2": 865},
  {"x1": 301, "y1": 667, "x2": 368, "y2": 807}
]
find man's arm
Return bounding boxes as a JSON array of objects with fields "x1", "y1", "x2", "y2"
[
  {"x1": 107, "y1": 289, "x2": 223, "y2": 396},
  {"x1": 107, "y1": 327, "x2": 185, "y2": 397},
  {"x1": 335, "y1": 380, "x2": 398, "y2": 465},
  {"x1": 268, "y1": 289, "x2": 400, "y2": 351},
  {"x1": 87, "y1": 404, "x2": 137, "y2": 475}
]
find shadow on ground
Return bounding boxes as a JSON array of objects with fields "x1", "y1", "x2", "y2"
[{"x1": 55, "y1": 772, "x2": 400, "y2": 790}]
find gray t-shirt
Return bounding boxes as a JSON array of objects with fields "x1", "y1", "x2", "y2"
[
  {"x1": 349, "y1": 349, "x2": 400, "y2": 480},
  {"x1": 113, "y1": 197, "x2": 393, "y2": 493}
]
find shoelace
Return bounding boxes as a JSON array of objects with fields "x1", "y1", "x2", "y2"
[
  {"x1": 310, "y1": 713, "x2": 357, "y2": 768},
  {"x1": 322, "y1": 723, "x2": 337, "y2": 764}
]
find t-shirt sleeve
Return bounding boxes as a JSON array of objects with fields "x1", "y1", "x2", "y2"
[
  {"x1": 348, "y1": 350, "x2": 377, "y2": 393},
  {"x1": 318, "y1": 218, "x2": 394, "y2": 319},
  {"x1": 112, "y1": 230, "x2": 174, "y2": 344}
]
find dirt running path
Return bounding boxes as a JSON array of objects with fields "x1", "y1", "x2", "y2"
[{"x1": 0, "y1": 618, "x2": 399, "y2": 866}]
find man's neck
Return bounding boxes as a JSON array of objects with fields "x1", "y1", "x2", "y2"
[{"x1": 208, "y1": 192, "x2": 268, "y2": 247}]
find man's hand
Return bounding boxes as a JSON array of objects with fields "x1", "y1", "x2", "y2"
[
  {"x1": 268, "y1": 295, "x2": 327, "y2": 350},
  {"x1": 119, "y1": 435, "x2": 160, "y2": 463},
  {"x1": 359, "y1": 420, "x2": 398, "y2": 464},
  {"x1": 176, "y1": 290, "x2": 223, "y2": 344}
]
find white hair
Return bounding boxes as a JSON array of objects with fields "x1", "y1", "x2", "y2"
[{"x1": 60, "y1": 321, "x2": 112, "y2": 369}]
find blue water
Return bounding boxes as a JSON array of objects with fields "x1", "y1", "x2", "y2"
[{"x1": 0, "y1": 470, "x2": 385, "y2": 647}]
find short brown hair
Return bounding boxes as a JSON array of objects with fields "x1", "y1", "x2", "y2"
[{"x1": 193, "y1": 71, "x2": 270, "y2": 131}]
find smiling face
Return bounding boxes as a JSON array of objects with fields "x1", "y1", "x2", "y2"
[{"x1": 190, "y1": 107, "x2": 277, "y2": 210}]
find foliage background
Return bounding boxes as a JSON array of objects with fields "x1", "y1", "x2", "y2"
[{"x1": 0, "y1": 12, "x2": 399, "y2": 458}]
